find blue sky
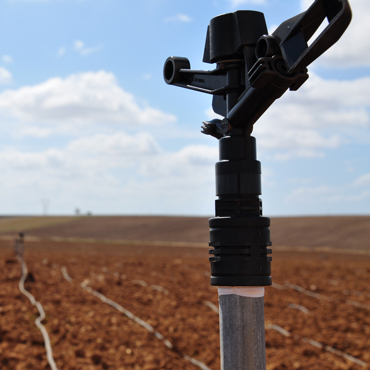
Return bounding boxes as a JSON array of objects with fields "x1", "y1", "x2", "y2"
[{"x1": 0, "y1": 0, "x2": 369, "y2": 217}]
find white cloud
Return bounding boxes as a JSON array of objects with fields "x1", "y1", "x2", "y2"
[
  {"x1": 10, "y1": 0, "x2": 49, "y2": 1},
  {"x1": 290, "y1": 178, "x2": 370, "y2": 206},
  {"x1": 20, "y1": 126, "x2": 53, "y2": 138},
  {"x1": 164, "y1": 13, "x2": 192, "y2": 23},
  {"x1": 0, "y1": 132, "x2": 216, "y2": 182},
  {"x1": 0, "y1": 148, "x2": 64, "y2": 172},
  {"x1": 287, "y1": 171, "x2": 370, "y2": 213},
  {"x1": 140, "y1": 144, "x2": 218, "y2": 178},
  {"x1": 2, "y1": 55, "x2": 13, "y2": 64},
  {"x1": 57, "y1": 47, "x2": 66, "y2": 58},
  {"x1": 229, "y1": 0, "x2": 266, "y2": 6},
  {"x1": 353, "y1": 173, "x2": 370, "y2": 187},
  {"x1": 253, "y1": 72, "x2": 370, "y2": 159},
  {"x1": 0, "y1": 67, "x2": 12, "y2": 84},
  {"x1": 0, "y1": 71, "x2": 176, "y2": 128},
  {"x1": 74, "y1": 40, "x2": 84, "y2": 50},
  {"x1": 301, "y1": 0, "x2": 370, "y2": 67},
  {"x1": 291, "y1": 185, "x2": 341, "y2": 201},
  {"x1": 6, "y1": 0, "x2": 85, "y2": 2},
  {"x1": 0, "y1": 132, "x2": 218, "y2": 215},
  {"x1": 207, "y1": 72, "x2": 370, "y2": 160},
  {"x1": 67, "y1": 132, "x2": 161, "y2": 164},
  {"x1": 74, "y1": 40, "x2": 102, "y2": 56}
]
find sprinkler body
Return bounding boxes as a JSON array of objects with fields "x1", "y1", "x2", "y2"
[
  {"x1": 164, "y1": 0, "x2": 351, "y2": 287},
  {"x1": 164, "y1": 2, "x2": 351, "y2": 369}
]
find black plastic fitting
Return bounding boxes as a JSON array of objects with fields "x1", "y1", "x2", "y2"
[
  {"x1": 202, "y1": 11, "x2": 267, "y2": 64},
  {"x1": 163, "y1": 57, "x2": 191, "y2": 85},
  {"x1": 209, "y1": 133, "x2": 271, "y2": 286}
]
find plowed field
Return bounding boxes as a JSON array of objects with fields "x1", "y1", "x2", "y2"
[{"x1": 1, "y1": 238, "x2": 370, "y2": 370}]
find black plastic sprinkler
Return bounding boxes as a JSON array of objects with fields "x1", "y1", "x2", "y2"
[{"x1": 164, "y1": 1, "x2": 351, "y2": 368}]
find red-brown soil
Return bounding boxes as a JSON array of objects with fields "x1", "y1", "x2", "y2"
[
  {"x1": 2, "y1": 215, "x2": 370, "y2": 252},
  {"x1": 270, "y1": 216, "x2": 370, "y2": 251},
  {"x1": 2, "y1": 216, "x2": 210, "y2": 245},
  {"x1": 1, "y1": 237, "x2": 370, "y2": 370}
]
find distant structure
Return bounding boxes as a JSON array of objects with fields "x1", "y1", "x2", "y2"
[
  {"x1": 14, "y1": 232, "x2": 25, "y2": 257},
  {"x1": 41, "y1": 198, "x2": 50, "y2": 216}
]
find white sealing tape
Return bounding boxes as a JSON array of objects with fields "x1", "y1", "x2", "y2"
[{"x1": 218, "y1": 286, "x2": 265, "y2": 298}]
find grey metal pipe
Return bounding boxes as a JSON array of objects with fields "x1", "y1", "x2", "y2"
[{"x1": 219, "y1": 293, "x2": 266, "y2": 370}]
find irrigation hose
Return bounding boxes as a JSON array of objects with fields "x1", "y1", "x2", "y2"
[
  {"x1": 62, "y1": 266, "x2": 212, "y2": 370},
  {"x1": 17, "y1": 252, "x2": 58, "y2": 370}
]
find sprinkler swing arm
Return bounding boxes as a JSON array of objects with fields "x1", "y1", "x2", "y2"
[{"x1": 164, "y1": 0, "x2": 352, "y2": 137}]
